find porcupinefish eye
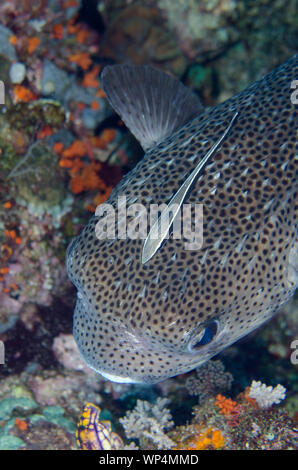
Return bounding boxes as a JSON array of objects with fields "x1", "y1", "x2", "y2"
[{"x1": 188, "y1": 320, "x2": 219, "y2": 352}]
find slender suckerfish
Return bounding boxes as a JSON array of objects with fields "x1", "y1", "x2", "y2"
[{"x1": 66, "y1": 56, "x2": 297, "y2": 384}]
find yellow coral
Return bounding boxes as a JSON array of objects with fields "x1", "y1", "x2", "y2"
[
  {"x1": 211, "y1": 429, "x2": 225, "y2": 449},
  {"x1": 188, "y1": 428, "x2": 225, "y2": 450}
]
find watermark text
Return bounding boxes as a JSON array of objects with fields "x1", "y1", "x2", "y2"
[
  {"x1": 290, "y1": 80, "x2": 298, "y2": 104},
  {"x1": 95, "y1": 196, "x2": 204, "y2": 251},
  {"x1": 0, "y1": 80, "x2": 5, "y2": 105},
  {"x1": 0, "y1": 340, "x2": 4, "y2": 365},
  {"x1": 290, "y1": 339, "x2": 298, "y2": 365}
]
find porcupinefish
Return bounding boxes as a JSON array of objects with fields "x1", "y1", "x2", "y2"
[{"x1": 66, "y1": 56, "x2": 297, "y2": 384}]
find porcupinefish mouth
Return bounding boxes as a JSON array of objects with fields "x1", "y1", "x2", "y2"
[
  {"x1": 80, "y1": 316, "x2": 239, "y2": 384},
  {"x1": 92, "y1": 368, "x2": 142, "y2": 384}
]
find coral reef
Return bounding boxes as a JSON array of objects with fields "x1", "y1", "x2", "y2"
[
  {"x1": 0, "y1": 382, "x2": 76, "y2": 449},
  {"x1": 0, "y1": 0, "x2": 126, "y2": 336},
  {"x1": 158, "y1": 0, "x2": 297, "y2": 64},
  {"x1": 114, "y1": 382, "x2": 297, "y2": 451},
  {"x1": 158, "y1": 0, "x2": 238, "y2": 61},
  {"x1": 0, "y1": 0, "x2": 296, "y2": 451},
  {"x1": 172, "y1": 385, "x2": 297, "y2": 450},
  {"x1": 159, "y1": 0, "x2": 298, "y2": 103},
  {"x1": 100, "y1": 3, "x2": 186, "y2": 76}
]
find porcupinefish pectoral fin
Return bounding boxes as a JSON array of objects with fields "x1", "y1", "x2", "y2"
[
  {"x1": 142, "y1": 111, "x2": 239, "y2": 264},
  {"x1": 101, "y1": 64, "x2": 203, "y2": 151}
]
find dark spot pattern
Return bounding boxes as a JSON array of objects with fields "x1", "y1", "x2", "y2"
[{"x1": 67, "y1": 56, "x2": 297, "y2": 384}]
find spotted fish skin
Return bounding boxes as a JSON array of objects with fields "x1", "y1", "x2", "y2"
[{"x1": 67, "y1": 56, "x2": 297, "y2": 384}]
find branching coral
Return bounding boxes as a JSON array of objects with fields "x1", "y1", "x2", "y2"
[
  {"x1": 120, "y1": 397, "x2": 175, "y2": 449},
  {"x1": 248, "y1": 381, "x2": 286, "y2": 409}
]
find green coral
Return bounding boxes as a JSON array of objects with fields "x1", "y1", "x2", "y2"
[
  {"x1": 6, "y1": 100, "x2": 65, "y2": 133},
  {"x1": 0, "y1": 396, "x2": 37, "y2": 450},
  {"x1": 0, "y1": 99, "x2": 65, "y2": 174},
  {"x1": 8, "y1": 142, "x2": 72, "y2": 218},
  {"x1": 41, "y1": 406, "x2": 76, "y2": 433},
  {"x1": 0, "y1": 397, "x2": 38, "y2": 420},
  {"x1": 0, "y1": 395, "x2": 76, "y2": 450},
  {"x1": 0, "y1": 435, "x2": 25, "y2": 450},
  {"x1": 0, "y1": 136, "x2": 20, "y2": 172}
]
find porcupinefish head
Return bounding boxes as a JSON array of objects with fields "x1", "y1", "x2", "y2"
[{"x1": 66, "y1": 56, "x2": 298, "y2": 384}]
